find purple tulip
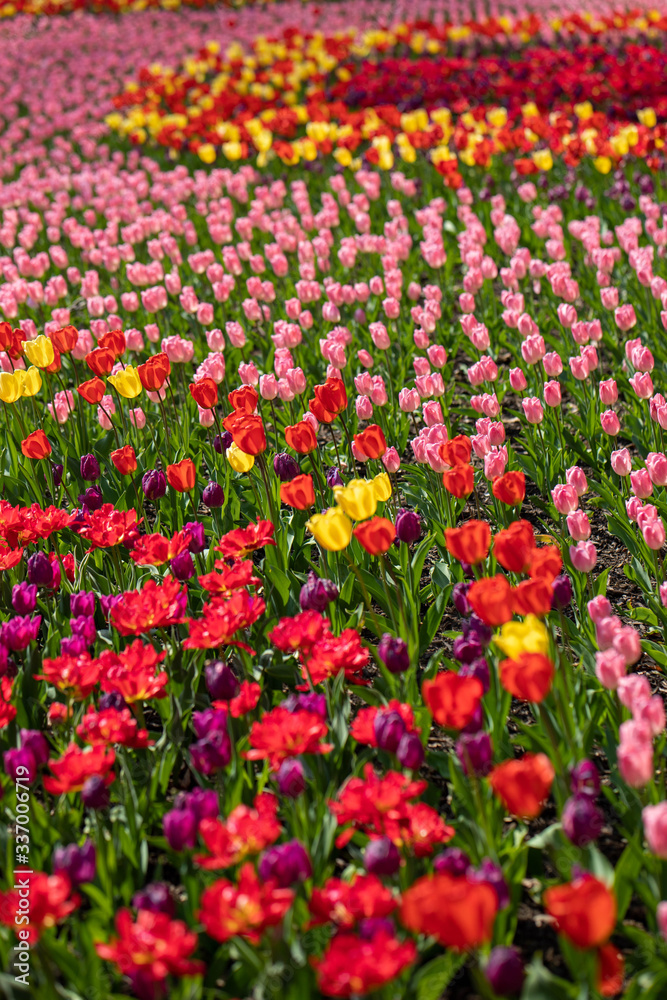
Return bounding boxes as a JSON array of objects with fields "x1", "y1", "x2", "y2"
[
  {"x1": 170, "y1": 551, "x2": 195, "y2": 581},
  {"x1": 141, "y1": 469, "x2": 167, "y2": 500},
  {"x1": 456, "y1": 731, "x2": 493, "y2": 776},
  {"x1": 258, "y1": 840, "x2": 312, "y2": 887},
  {"x1": 132, "y1": 882, "x2": 175, "y2": 917},
  {"x1": 396, "y1": 732, "x2": 424, "y2": 769},
  {"x1": 364, "y1": 836, "x2": 401, "y2": 875},
  {"x1": 468, "y1": 858, "x2": 510, "y2": 909},
  {"x1": 377, "y1": 634, "x2": 409, "y2": 674},
  {"x1": 273, "y1": 453, "x2": 301, "y2": 482},
  {"x1": 205, "y1": 661, "x2": 240, "y2": 701},
  {"x1": 184, "y1": 521, "x2": 206, "y2": 554},
  {"x1": 70, "y1": 591, "x2": 95, "y2": 618},
  {"x1": 53, "y1": 839, "x2": 96, "y2": 886},
  {"x1": 82, "y1": 775, "x2": 109, "y2": 810},
  {"x1": 27, "y1": 552, "x2": 53, "y2": 587},
  {"x1": 434, "y1": 847, "x2": 470, "y2": 876},
  {"x1": 276, "y1": 759, "x2": 306, "y2": 798},
  {"x1": 202, "y1": 481, "x2": 225, "y2": 508},
  {"x1": 373, "y1": 710, "x2": 406, "y2": 753},
  {"x1": 12, "y1": 583, "x2": 37, "y2": 615},
  {"x1": 395, "y1": 509, "x2": 422, "y2": 544},
  {"x1": 485, "y1": 947, "x2": 525, "y2": 996},
  {"x1": 562, "y1": 795, "x2": 604, "y2": 847},
  {"x1": 80, "y1": 454, "x2": 101, "y2": 481},
  {"x1": 163, "y1": 808, "x2": 197, "y2": 851},
  {"x1": 299, "y1": 571, "x2": 338, "y2": 612}
]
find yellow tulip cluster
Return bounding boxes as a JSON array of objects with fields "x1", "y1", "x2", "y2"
[
  {"x1": 0, "y1": 367, "x2": 42, "y2": 403},
  {"x1": 306, "y1": 473, "x2": 391, "y2": 551}
]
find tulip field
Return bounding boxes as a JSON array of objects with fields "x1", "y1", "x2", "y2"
[{"x1": 4, "y1": 0, "x2": 667, "y2": 997}]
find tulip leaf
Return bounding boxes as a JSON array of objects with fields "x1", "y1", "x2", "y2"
[{"x1": 413, "y1": 952, "x2": 466, "y2": 1000}]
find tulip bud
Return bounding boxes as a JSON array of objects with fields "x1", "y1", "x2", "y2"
[
  {"x1": 170, "y1": 551, "x2": 195, "y2": 581},
  {"x1": 82, "y1": 775, "x2": 110, "y2": 810},
  {"x1": 273, "y1": 452, "x2": 301, "y2": 482},
  {"x1": 163, "y1": 807, "x2": 197, "y2": 851},
  {"x1": 202, "y1": 481, "x2": 225, "y2": 508},
  {"x1": 258, "y1": 840, "x2": 312, "y2": 887},
  {"x1": 377, "y1": 634, "x2": 410, "y2": 674},
  {"x1": 364, "y1": 836, "x2": 401, "y2": 875},
  {"x1": 132, "y1": 882, "x2": 175, "y2": 918},
  {"x1": 205, "y1": 660, "x2": 240, "y2": 701},
  {"x1": 141, "y1": 469, "x2": 167, "y2": 500},
  {"x1": 551, "y1": 574, "x2": 572, "y2": 610},
  {"x1": 485, "y1": 947, "x2": 525, "y2": 997},
  {"x1": 27, "y1": 551, "x2": 53, "y2": 588},
  {"x1": 456, "y1": 731, "x2": 493, "y2": 776},
  {"x1": 12, "y1": 583, "x2": 37, "y2": 615},
  {"x1": 434, "y1": 846, "x2": 470, "y2": 876},
  {"x1": 395, "y1": 509, "x2": 422, "y2": 544},
  {"x1": 373, "y1": 710, "x2": 406, "y2": 752},
  {"x1": 276, "y1": 758, "x2": 306, "y2": 798},
  {"x1": 53, "y1": 840, "x2": 96, "y2": 887},
  {"x1": 299, "y1": 571, "x2": 339, "y2": 612},
  {"x1": 562, "y1": 794, "x2": 604, "y2": 847},
  {"x1": 397, "y1": 732, "x2": 425, "y2": 769},
  {"x1": 570, "y1": 758, "x2": 601, "y2": 797},
  {"x1": 80, "y1": 453, "x2": 100, "y2": 481}
]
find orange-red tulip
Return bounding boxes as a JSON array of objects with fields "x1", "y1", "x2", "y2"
[
  {"x1": 98, "y1": 328, "x2": 126, "y2": 357},
  {"x1": 354, "y1": 424, "x2": 387, "y2": 460},
  {"x1": 422, "y1": 671, "x2": 483, "y2": 730},
  {"x1": 467, "y1": 575, "x2": 514, "y2": 626},
  {"x1": 280, "y1": 474, "x2": 315, "y2": 510},
  {"x1": 445, "y1": 519, "x2": 491, "y2": 565},
  {"x1": 21, "y1": 429, "x2": 52, "y2": 460},
  {"x1": 85, "y1": 347, "x2": 116, "y2": 376},
  {"x1": 493, "y1": 520, "x2": 535, "y2": 574},
  {"x1": 442, "y1": 463, "x2": 474, "y2": 498},
  {"x1": 313, "y1": 376, "x2": 347, "y2": 415},
  {"x1": 167, "y1": 459, "x2": 196, "y2": 492},
  {"x1": 189, "y1": 377, "x2": 218, "y2": 409},
  {"x1": 111, "y1": 446, "x2": 138, "y2": 476},
  {"x1": 492, "y1": 471, "x2": 526, "y2": 506},
  {"x1": 223, "y1": 412, "x2": 267, "y2": 455},
  {"x1": 400, "y1": 873, "x2": 497, "y2": 951},
  {"x1": 488, "y1": 753, "x2": 555, "y2": 819},
  {"x1": 285, "y1": 421, "x2": 318, "y2": 454},
  {"x1": 353, "y1": 516, "x2": 396, "y2": 555},
  {"x1": 77, "y1": 377, "x2": 106, "y2": 405},
  {"x1": 50, "y1": 325, "x2": 78, "y2": 354},
  {"x1": 499, "y1": 652, "x2": 554, "y2": 702},
  {"x1": 137, "y1": 353, "x2": 171, "y2": 391},
  {"x1": 228, "y1": 385, "x2": 258, "y2": 414},
  {"x1": 543, "y1": 875, "x2": 617, "y2": 949}
]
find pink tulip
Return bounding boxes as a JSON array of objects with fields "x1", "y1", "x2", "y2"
[
  {"x1": 587, "y1": 595, "x2": 612, "y2": 623},
  {"x1": 568, "y1": 356, "x2": 589, "y2": 380},
  {"x1": 611, "y1": 448, "x2": 632, "y2": 476},
  {"x1": 631, "y1": 469, "x2": 653, "y2": 499},
  {"x1": 522, "y1": 397, "x2": 543, "y2": 424},
  {"x1": 636, "y1": 696, "x2": 666, "y2": 737},
  {"x1": 542, "y1": 352, "x2": 563, "y2": 377},
  {"x1": 617, "y1": 675, "x2": 651, "y2": 711},
  {"x1": 615, "y1": 304, "x2": 637, "y2": 331},
  {"x1": 643, "y1": 803, "x2": 667, "y2": 857},
  {"x1": 595, "y1": 648, "x2": 626, "y2": 689},
  {"x1": 566, "y1": 511, "x2": 591, "y2": 541},
  {"x1": 600, "y1": 410, "x2": 621, "y2": 436},
  {"x1": 551, "y1": 484, "x2": 579, "y2": 515},
  {"x1": 543, "y1": 380, "x2": 561, "y2": 407},
  {"x1": 422, "y1": 401, "x2": 444, "y2": 427},
  {"x1": 643, "y1": 518, "x2": 666, "y2": 550},
  {"x1": 570, "y1": 541, "x2": 597, "y2": 573},
  {"x1": 646, "y1": 453, "x2": 667, "y2": 486},
  {"x1": 509, "y1": 368, "x2": 527, "y2": 391},
  {"x1": 382, "y1": 447, "x2": 401, "y2": 473},
  {"x1": 599, "y1": 379, "x2": 618, "y2": 404},
  {"x1": 566, "y1": 466, "x2": 588, "y2": 496},
  {"x1": 630, "y1": 372, "x2": 654, "y2": 399}
]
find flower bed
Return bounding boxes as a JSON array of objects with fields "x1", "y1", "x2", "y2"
[{"x1": 0, "y1": 2, "x2": 667, "y2": 999}]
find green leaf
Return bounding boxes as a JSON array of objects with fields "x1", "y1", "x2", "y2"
[
  {"x1": 521, "y1": 957, "x2": 579, "y2": 999},
  {"x1": 413, "y1": 952, "x2": 466, "y2": 1000}
]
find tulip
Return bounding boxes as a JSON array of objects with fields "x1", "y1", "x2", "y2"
[
  {"x1": 566, "y1": 511, "x2": 591, "y2": 541},
  {"x1": 610, "y1": 448, "x2": 632, "y2": 476},
  {"x1": 299, "y1": 572, "x2": 339, "y2": 613},
  {"x1": 226, "y1": 443, "x2": 254, "y2": 473},
  {"x1": 569, "y1": 541, "x2": 597, "y2": 573},
  {"x1": 259, "y1": 840, "x2": 312, "y2": 888},
  {"x1": 202, "y1": 482, "x2": 225, "y2": 508},
  {"x1": 364, "y1": 837, "x2": 401, "y2": 876},
  {"x1": 276, "y1": 759, "x2": 306, "y2": 798},
  {"x1": 599, "y1": 379, "x2": 618, "y2": 404},
  {"x1": 484, "y1": 947, "x2": 525, "y2": 997},
  {"x1": 142, "y1": 469, "x2": 167, "y2": 500},
  {"x1": 600, "y1": 410, "x2": 620, "y2": 436},
  {"x1": 522, "y1": 397, "x2": 543, "y2": 423},
  {"x1": 562, "y1": 795, "x2": 604, "y2": 847},
  {"x1": 306, "y1": 507, "x2": 353, "y2": 552},
  {"x1": 53, "y1": 840, "x2": 96, "y2": 887},
  {"x1": 543, "y1": 381, "x2": 561, "y2": 407},
  {"x1": 273, "y1": 453, "x2": 300, "y2": 482},
  {"x1": 82, "y1": 775, "x2": 110, "y2": 810},
  {"x1": 22, "y1": 334, "x2": 55, "y2": 369},
  {"x1": 108, "y1": 366, "x2": 142, "y2": 398},
  {"x1": 21, "y1": 429, "x2": 51, "y2": 460},
  {"x1": 80, "y1": 454, "x2": 100, "y2": 481},
  {"x1": 395, "y1": 509, "x2": 422, "y2": 544},
  {"x1": 551, "y1": 484, "x2": 579, "y2": 515},
  {"x1": 132, "y1": 883, "x2": 175, "y2": 918}
]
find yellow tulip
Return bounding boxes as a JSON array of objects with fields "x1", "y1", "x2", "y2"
[
  {"x1": 334, "y1": 479, "x2": 377, "y2": 521},
  {"x1": 306, "y1": 507, "x2": 353, "y2": 552},
  {"x1": 20, "y1": 366, "x2": 42, "y2": 398},
  {"x1": 21, "y1": 335, "x2": 54, "y2": 369},
  {"x1": 532, "y1": 149, "x2": 553, "y2": 172},
  {"x1": 107, "y1": 366, "x2": 142, "y2": 399},
  {"x1": 0, "y1": 371, "x2": 23, "y2": 404},
  {"x1": 371, "y1": 472, "x2": 392, "y2": 502},
  {"x1": 638, "y1": 107, "x2": 657, "y2": 128},
  {"x1": 226, "y1": 443, "x2": 254, "y2": 472},
  {"x1": 495, "y1": 615, "x2": 549, "y2": 659},
  {"x1": 593, "y1": 156, "x2": 612, "y2": 175}
]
